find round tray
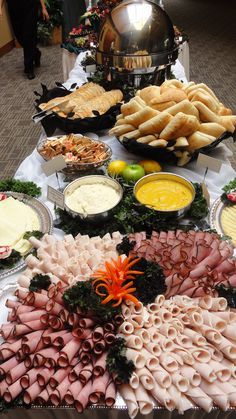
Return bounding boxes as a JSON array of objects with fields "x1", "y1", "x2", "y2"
[
  {"x1": 117, "y1": 131, "x2": 234, "y2": 165},
  {"x1": 34, "y1": 84, "x2": 122, "y2": 137},
  {"x1": 209, "y1": 196, "x2": 236, "y2": 247},
  {"x1": 0, "y1": 192, "x2": 53, "y2": 280},
  {"x1": 37, "y1": 134, "x2": 112, "y2": 177}
]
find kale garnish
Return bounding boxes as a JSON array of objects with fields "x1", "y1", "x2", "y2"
[
  {"x1": 215, "y1": 284, "x2": 236, "y2": 309},
  {"x1": 23, "y1": 231, "x2": 44, "y2": 241},
  {"x1": 106, "y1": 337, "x2": 135, "y2": 384},
  {"x1": 0, "y1": 250, "x2": 21, "y2": 271},
  {"x1": 0, "y1": 179, "x2": 41, "y2": 197},
  {"x1": 29, "y1": 274, "x2": 51, "y2": 292}
]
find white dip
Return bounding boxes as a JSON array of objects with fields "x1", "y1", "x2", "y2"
[{"x1": 65, "y1": 183, "x2": 120, "y2": 214}]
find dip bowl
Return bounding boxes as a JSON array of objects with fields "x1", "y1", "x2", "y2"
[
  {"x1": 134, "y1": 172, "x2": 195, "y2": 218},
  {"x1": 64, "y1": 175, "x2": 123, "y2": 222}
]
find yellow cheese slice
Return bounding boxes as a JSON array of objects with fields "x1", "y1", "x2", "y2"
[
  {"x1": 221, "y1": 205, "x2": 236, "y2": 245},
  {"x1": 0, "y1": 197, "x2": 40, "y2": 254}
]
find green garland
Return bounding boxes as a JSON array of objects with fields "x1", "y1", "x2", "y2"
[
  {"x1": 57, "y1": 181, "x2": 208, "y2": 237},
  {"x1": 29, "y1": 274, "x2": 51, "y2": 292},
  {"x1": 106, "y1": 337, "x2": 135, "y2": 384},
  {"x1": 0, "y1": 250, "x2": 21, "y2": 271}
]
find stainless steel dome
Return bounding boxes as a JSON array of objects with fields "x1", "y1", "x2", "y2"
[{"x1": 96, "y1": 0, "x2": 177, "y2": 73}]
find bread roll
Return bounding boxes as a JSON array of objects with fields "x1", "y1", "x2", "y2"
[
  {"x1": 109, "y1": 124, "x2": 135, "y2": 136},
  {"x1": 139, "y1": 112, "x2": 172, "y2": 135},
  {"x1": 219, "y1": 116, "x2": 235, "y2": 133},
  {"x1": 192, "y1": 101, "x2": 221, "y2": 123},
  {"x1": 136, "y1": 135, "x2": 157, "y2": 144},
  {"x1": 174, "y1": 137, "x2": 189, "y2": 148},
  {"x1": 160, "y1": 112, "x2": 200, "y2": 140},
  {"x1": 139, "y1": 86, "x2": 161, "y2": 104},
  {"x1": 125, "y1": 107, "x2": 159, "y2": 127},
  {"x1": 186, "y1": 83, "x2": 220, "y2": 103},
  {"x1": 165, "y1": 100, "x2": 199, "y2": 118},
  {"x1": 218, "y1": 106, "x2": 232, "y2": 116},
  {"x1": 199, "y1": 123, "x2": 226, "y2": 137},
  {"x1": 150, "y1": 101, "x2": 176, "y2": 111},
  {"x1": 161, "y1": 79, "x2": 184, "y2": 89},
  {"x1": 189, "y1": 90, "x2": 219, "y2": 113},
  {"x1": 187, "y1": 131, "x2": 215, "y2": 151},
  {"x1": 121, "y1": 100, "x2": 143, "y2": 116},
  {"x1": 177, "y1": 151, "x2": 192, "y2": 166},
  {"x1": 133, "y1": 96, "x2": 146, "y2": 107},
  {"x1": 150, "y1": 88, "x2": 187, "y2": 105},
  {"x1": 120, "y1": 130, "x2": 141, "y2": 142},
  {"x1": 148, "y1": 139, "x2": 168, "y2": 147}
]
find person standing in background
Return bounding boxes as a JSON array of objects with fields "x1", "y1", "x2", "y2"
[{"x1": 0, "y1": 0, "x2": 49, "y2": 80}]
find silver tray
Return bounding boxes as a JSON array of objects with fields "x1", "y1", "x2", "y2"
[
  {"x1": 0, "y1": 192, "x2": 53, "y2": 280},
  {"x1": 209, "y1": 197, "x2": 236, "y2": 245}
]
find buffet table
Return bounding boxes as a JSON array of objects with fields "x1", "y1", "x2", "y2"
[{"x1": 1, "y1": 54, "x2": 236, "y2": 419}]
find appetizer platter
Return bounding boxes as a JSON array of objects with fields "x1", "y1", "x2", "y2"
[
  {"x1": 37, "y1": 134, "x2": 112, "y2": 176},
  {"x1": 0, "y1": 228, "x2": 236, "y2": 416},
  {"x1": 34, "y1": 82, "x2": 123, "y2": 136},
  {"x1": 0, "y1": 191, "x2": 53, "y2": 280},
  {"x1": 110, "y1": 79, "x2": 236, "y2": 166}
]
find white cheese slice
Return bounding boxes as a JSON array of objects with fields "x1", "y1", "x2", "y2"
[{"x1": 0, "y1": 197, "x2": 40, "y2": 253}]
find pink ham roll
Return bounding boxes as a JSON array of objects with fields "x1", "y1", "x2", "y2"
[
  {"x1": 58, "y1": 338, "x2": 80, "y2": 367},
  {"x1": 92, "y1": 326, "x2": 104, "y2": 342},
  {"x1": 64, "y1": 381, "x2": 83, "y2": 405},
  {"x1": 16, "y1": 305, "x2": 34, "y2": 315},
  {"x1": 50, "y1": 375, "x2": 71, "y2": 406},
  {"x1": 25, "y1": 292, "x2": 49, "y2": 307},
  {"x1": 0, "y1": 380, "x2": 9, "y2": 397},
  {"x1": 45, "y1": 299, "x2": 64, "y2": 315},
  {"x1": 6, "y1": 361, "x2": 28, "y2": 385},
  {"x1": 0, "y1": 323, "x2": 15, "y2": 340},
  {"x1": 36, "y1": 385, "x2": 54, "y2": 405},
  {"x1": 78, "y1": 364, "x2": 93, "y2": 385},
  {"x1": 0, "y1": 356, "x2": 18, "y2": 376},
  {"x1": 5, "y1": 299, "x2": 20, "y2": 309},
  {"x1": 23, "y1": 381, "x2": 42, "y2": 404},
  {"x1": 42, "y1": 330, "x2": 67, "y2": 346},
  {"x1": 13, "y1": 320, "x2": 46, "y2": 337},
  {"x1": 20, "y1": 367, "x2": 44, "y2": 389},
  {"x1": 49, "y1": 366, "x2": 71, "y2": 389},
  {"x1": 21, "y1": 330, "x2": 44, "y2": 354},
  {"x1": 93, "y1": 352, "x2": 107, "y2": 377},
  {"x1": 68, "y1": 362, "x2": 83, "y2": 383},
  {"x1": 94, "y1": 339, "x2": 106, "y2": 355},
  {"x1": 74, "y1": 380, "x2": 92, "y2": 413},
  {"x1": 33, "y1": 347, "x2": 58, "y2": 367},
  {"x1": 103, "y1": 323, "x2": 115, "y2": 333},
  {"x1": 0, "y1": 339, "x2": 22, "y2": 361},
  {"x1": 105, "y1": 380, "x2": 116, "y2": 407},
  {"x1": 17, "y1": 310, "x2": 46, "y2": 323},
  {"x1": 37, "y1": 368, "x2": 55, "y2": 387},
  {"x1": 78, "y1": 318, "x2": 95, "y2": 329},
  {"x1": 3, "y1": 378, "x2": 23, "y2": 402},
  {"x1": 53, "y1": 332, "x2": 73, "y2": 348},
  {"x1": 89, "y1": 372, "x2": 109, "y2": 404},
  {"x1": 81, "y1": 337, "x2": 94, "y2": 352}
]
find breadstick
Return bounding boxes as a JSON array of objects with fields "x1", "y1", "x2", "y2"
[
  {"x1": 160, "y1": 113, "x2": 200, "y2": 140},
  {"x1": 187, "y1": 131, "x2": 215, "y2": 151},
  {"x1": 219, "y1": 116, "x2": 236, "y2": 133},
  {"x1": 177, "y1": 151, "x2": 191, "y2": 166},
  {"x1": 189, "y1": 90, "x2": 219, "y2": 113},
  {"x1": 150, "y1": 101, "x2": 176, "y2": 111},
  {"x1": 109, "y1": 124, "x2": 136, "y2": 136},
  {"x1": 125, "y1": 107, "x2": 159, "y2": 127},
  {"x1": 139, "y1": 112, "x2": 172, "y2": 135},
  {"x1": 148, "y1": 139, "x2": 168, "y2": 147},
  {"x1": 121, "y1": 100, "x2": 143, "y2": 116},
  {"x1": 218, "y1": 105, "x2": 232, "y2": 116},
  {"x1": 161, "y1": 79, "x2": 184, "y2": 89},
  {"x1": 174, "y1": 137, "x2": 189, "y2": 148},
  {"x1": 164, "y1": 100, "x2": 199, "y2": 118},
  {"x1": 150, "y1": 88, "x2": 187, "y2": 105},
  {"x1": 139, "y1": 86, "x2": 161, "y2": 104},
  {"x1": 136, "y1": 135, "x2": 157, "y2": 144},
  {"x1": 120, "y1": 130, "x2": 141, "y2": 142},
  {"x1": 192, "y1": 101, "x2": 221, "y2": 123},
  {"x1": 198, "y1": 123, "x2": 226, "y2": 138}
]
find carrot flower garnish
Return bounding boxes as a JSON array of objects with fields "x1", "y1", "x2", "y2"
[{"x1": 92, "y1": 256, "x2": 143, "y2": 307}]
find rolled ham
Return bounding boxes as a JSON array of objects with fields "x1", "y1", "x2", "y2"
[{"x1": 119, "y1": 384, "x2": 139, "y2": 419}]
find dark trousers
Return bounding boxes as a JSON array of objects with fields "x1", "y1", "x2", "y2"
[{"x1": 7, "y1": 0, "x2": 40, "y2": 72}]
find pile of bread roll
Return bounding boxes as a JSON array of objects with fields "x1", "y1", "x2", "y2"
[{"x1": 109, "y1": 79, "x2": 236, "y2": 166}]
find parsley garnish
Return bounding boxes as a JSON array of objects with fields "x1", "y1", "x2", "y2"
[
  {"x1": 106, "y1": 337, "x2": 135, "y2": 384},
  {"x1": 29, "y1": 274, "x2": 51, "y2": 292}
]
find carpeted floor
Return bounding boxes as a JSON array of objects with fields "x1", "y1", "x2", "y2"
[{"x1": 0, "y1": 0, "x2": 235, "y2": 179}]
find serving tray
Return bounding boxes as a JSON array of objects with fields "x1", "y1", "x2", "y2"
[{"x1": 0, "y1": 192, "x2": 53, "y2": 280}]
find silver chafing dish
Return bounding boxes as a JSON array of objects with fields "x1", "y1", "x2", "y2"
[{"x1": 96, "y1": 0, "x2": 179, "y2": 86}]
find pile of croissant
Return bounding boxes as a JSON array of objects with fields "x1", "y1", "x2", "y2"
[
  {"x1": 40, "y1": 82, "x2": 123, "y2": 120},
  {"x1": 109, "y1": 79, "x2": 236, "y2": 166}
]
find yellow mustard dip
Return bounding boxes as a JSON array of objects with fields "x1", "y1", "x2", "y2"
[{"x1": 136, "y1": 179, "x2": 193, "y2": 211}]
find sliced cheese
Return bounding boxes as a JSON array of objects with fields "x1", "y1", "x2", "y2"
[
  {"x1": 0, "y1": 197, "x2": 40, "y2": 254},
  {"x1": 221, "y1": 205, "x2": 236, "y2": 245}
]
